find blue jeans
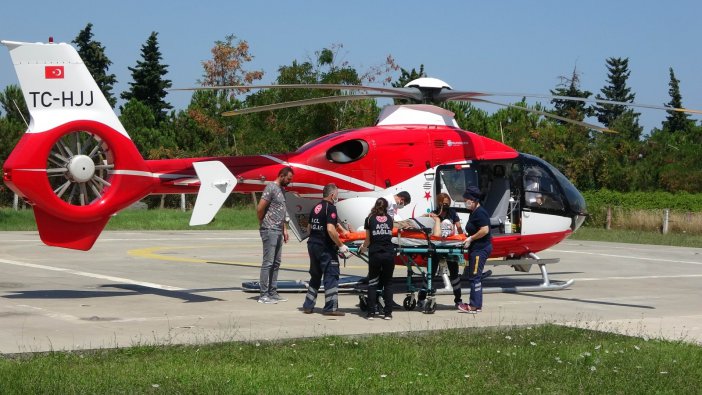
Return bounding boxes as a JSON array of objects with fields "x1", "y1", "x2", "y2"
[{"x1": 259, "y1": 228, "x2": 283, "y2": 297}]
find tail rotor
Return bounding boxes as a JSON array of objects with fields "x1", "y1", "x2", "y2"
[{"x1": 47, "y1": 131, "x2": 114, "y2": 206}]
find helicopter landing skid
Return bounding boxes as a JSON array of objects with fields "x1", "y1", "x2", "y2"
[{"x1": 484, "y1": 252, "x2": 574, "y2": 293}]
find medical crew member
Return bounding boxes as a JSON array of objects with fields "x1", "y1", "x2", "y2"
[
  {"x1": 417, "y1": 193, "x2": 466, "y2": 309},
  {"x1": 433, "y1": 193, "x2": 465, "y2": 307},
  {"x1": 458, "y1": 186, "x2": 492, "y2": 314},
  {"x1": 359, "y1": 198, "x2": 395, "y2": 320},
  {"x1": 302, "y1": 183, "x2": 349, "y2": 316}
]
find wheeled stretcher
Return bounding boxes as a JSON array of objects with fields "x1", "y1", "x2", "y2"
[{"x1": 342, "y1": 227, "x2": 470, "y2": 314}]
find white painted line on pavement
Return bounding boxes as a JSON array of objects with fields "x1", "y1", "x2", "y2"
[
  {"x1": 0, "y1": 258, "x2": 185, "y2": 291},
  {"x1": 576, "y1": 274, "x2": 702, "y2": 281},
  {"x1": 551, "y1": 249, "x2": 702, "y2": 265}
]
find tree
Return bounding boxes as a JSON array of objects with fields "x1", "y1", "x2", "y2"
[
  {"x1": 661, "y1": 67, "x2": 694, "y2": 133},
  {"x1": 72, "y1": 23, "x2": 117, "y2": 107},
  {"x1": 121, "y1": 32, "x2": 172, "y2": 122},
  {"x1": 550, "y1": 66, "x2": 593, "y2": 122},
  {"x1": 593, "y1": 57, "x2": 642, "y2": 140},
  {"x1": 200, "y1": 34, "x2": 264, "y2": 89},
  {"x1": 0, "y1": 85, "x2": 28, "y2": 125},
  {"x1": 187, "y1": 34, "x2": 265, "y2": 156}
]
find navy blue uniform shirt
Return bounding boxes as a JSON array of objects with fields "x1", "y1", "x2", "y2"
[
  {"x1": 465, "y1": 205, "x2": 492, "y2": 250},
  {"x1": 308, "y1": 200, "x2": 338, "y2": 249}
]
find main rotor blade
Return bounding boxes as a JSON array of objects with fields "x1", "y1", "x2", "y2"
[
  {"x1": 461, "y1": 92, "x2": 702, "y2": 115},
  {"x1": 466, "y1": 98, "x2": 616, "y2": 133},
  {"x1": 172, "y1": 83, "x2": 422, "y2": 98},
  {"x1": 221, "y1": 93, "x2": 405, "y2": 116}
]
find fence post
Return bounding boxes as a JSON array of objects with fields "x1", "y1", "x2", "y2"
[
  {"x1": 662, "y1": 208, "x2": 670, "y2": 234},
  {"x1": 13, "y1": 194, "x2": 19, "y2": 211},
  {"x1": 605, "y1": 206, "x2": 612, "y2": 230},
  {"x1": 251, "y1": 192, "x2": 258, "y2": 209},
  {"x1": 180, "y1": 194, "x2": 186, "y2": 212}
]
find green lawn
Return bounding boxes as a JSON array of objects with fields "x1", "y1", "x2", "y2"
[{"x1": 1, "y1": 325, "x2": 700, "y2": 394}]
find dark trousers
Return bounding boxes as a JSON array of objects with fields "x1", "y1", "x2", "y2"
[
  {"x1": 467, "y1": 245, "x2": 492, "y2": 308},
  {"x1": 303, "y1": 242, "x2": 340, "y2": 312},
  {"x1": 419, "y1": 254, "x2": 463, "y2": 304},
  {"x1": 367, "y1": 250, "x2": 395, "y2": 315}
]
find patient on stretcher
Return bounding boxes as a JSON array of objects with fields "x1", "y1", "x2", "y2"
[{"x1": 340, "y1": 216, "x2": 465, "y2": 246}]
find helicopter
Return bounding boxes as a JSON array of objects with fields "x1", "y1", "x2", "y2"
[{"x1": 2, "y1": 39, "x2": 698, "y2": 283}]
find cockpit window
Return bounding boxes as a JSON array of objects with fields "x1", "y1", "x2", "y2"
[
  {"x1": 438, "y1": 165, "x2": 479, "y2": 203},
  {"x1": 520, "y1": 153, "x2": 587, "y2": 215},
  {"x1": 523, "y1": 163, "x2": 565, "y2": 211},
  {"x1": 326, "y1": 139, "x2": 369, "y2": 163}
]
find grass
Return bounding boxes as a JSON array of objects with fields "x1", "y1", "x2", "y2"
[
  {"x1": 571, "y1": 226, "x2": 702, "y2": 248},
  {"x1": 1, "y1": 325, "x2": 700, "y2": 394},
  {"x1": 0, "y1": 207, "x2": 259, "y2": 231}
]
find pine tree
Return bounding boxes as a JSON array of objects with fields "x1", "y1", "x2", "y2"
[
  {"x1": 594, "y1": 57, "x2": 642, "y2": 140},
  {"x1": 72, "y1": 23, "x2": 117, "y2": 108},
  {"x1": 550, "y1": 66, "x2": 593, "y2": 122},
  {"x1": 661, "y1": 67, "x2": 694, "y2": 133},
  {"x1": 121, "y1": 32, "x2": 172, "y2": 122}
]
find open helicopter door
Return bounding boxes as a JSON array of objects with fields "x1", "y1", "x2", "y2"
[{"x1": 284, "y1": 191, "x2": 317, "y2": 241}]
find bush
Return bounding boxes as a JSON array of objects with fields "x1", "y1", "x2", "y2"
[{"x1": 582, "y1": 189, "x2": 702, "y2": 232}]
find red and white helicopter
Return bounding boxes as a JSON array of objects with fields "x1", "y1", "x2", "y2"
[{"x1": 2, "y1": 39, "x2": 695, "y2": 291}]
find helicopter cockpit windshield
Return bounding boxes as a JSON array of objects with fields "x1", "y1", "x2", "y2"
[{"x1": 520, "y1": 154, "x2": 588, "y2": 227}]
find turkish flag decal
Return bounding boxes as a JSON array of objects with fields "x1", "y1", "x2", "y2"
[{"x1": 45, "y1": 66, "x2": 64, "y2": 79}]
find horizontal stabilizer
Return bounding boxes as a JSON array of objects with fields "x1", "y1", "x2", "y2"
[
  {"x1": 33, "y1": 206, "x2": 110, "y2": 251},
  {"x1": 189, "y1": 161, "x2": 237, "y2": 226}
]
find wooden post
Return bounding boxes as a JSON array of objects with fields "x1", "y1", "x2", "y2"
[
  {"x1": 662, "y1": 208, "x2": 670, "y2": 234},
  {"x1": 605, "y1": 206, "x2": 612, "y2": 230},
  {"x1": 251, "y1": 192, "x2": 258, "y2": 209},
  {"x1": 160, "y1": 194, "x2": 165, "y2": 209},
  {"x1": 13, "y1": 194, "x2": 19, "y2": 211},
  {"x1": 180, "y1": 194, "x2": 186, "y2": 212}
]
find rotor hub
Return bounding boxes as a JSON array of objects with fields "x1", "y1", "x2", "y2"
[{"x1": 67, "y1": 154, "x2": 95, "y2": 183}]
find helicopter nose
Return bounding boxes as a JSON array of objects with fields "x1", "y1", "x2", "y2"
[{"x1": 573, "y1": 214, "x2": 587, "y2": 231}]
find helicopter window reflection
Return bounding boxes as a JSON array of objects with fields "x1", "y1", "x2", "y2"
[
  {"x1": 326, "y1": 139, "x2": 369, "y2": 163},
  {"x1": 438, "y1": 166, "x2": 478, "y2": 204},
  {"x1": 523, "y1": 165, "x2": 564, "y2": 211}
]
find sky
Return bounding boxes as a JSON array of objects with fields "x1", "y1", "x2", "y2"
[{"x1": 1, "y1": 0, "x2": 700, "y2": 134}]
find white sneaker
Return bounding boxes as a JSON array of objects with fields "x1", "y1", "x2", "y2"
[{"x1": 258, "y1": 296, "x2": 278, "y2": 304}]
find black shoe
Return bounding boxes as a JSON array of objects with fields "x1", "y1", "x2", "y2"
[
  {"x1": 383, "y1": 313, "x2": 392, "y2": 320},
  {"x1": 302, "y1": 308, "x2": 314, "y2": 314},
  {"x1": 365, "y1": 312, "x2": 375, "y2": 320}
]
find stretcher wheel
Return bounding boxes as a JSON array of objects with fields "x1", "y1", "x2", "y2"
[
  {"x1": 402, "y1": 295, "x2": 416, "y2": 311},
  {"x1": 359, "y1": 295, "x2": 368, "y2": 312},
  {"x1": 423, "y1": 298, "x2": 436, "y2": 314}
]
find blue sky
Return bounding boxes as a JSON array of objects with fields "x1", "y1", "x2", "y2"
[{"x1": 1, "y1": 0, "x2": 700, "y2": 134}]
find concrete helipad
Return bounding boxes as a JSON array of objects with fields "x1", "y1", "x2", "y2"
[{"x1": 1, "y1": 230, "x2": 701, "y2": 353}]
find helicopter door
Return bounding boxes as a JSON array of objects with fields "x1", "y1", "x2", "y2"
[{"x1": 284, "y1": 192, "x2": 317, "y2": 241}]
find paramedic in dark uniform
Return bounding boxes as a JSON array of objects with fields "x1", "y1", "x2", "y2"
[
  {"x1": 358, "y1": 197, "x2": 395, "y2": 320},
  {"x1": 302, "y1": 183, "x2": 349, "y2": 316},
  {"x1": 417, "y1": 193, "x2": 466, "y2": 309},
  {"x1": 457, "y1": 186, "x2": 492, "y2": 314}
]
